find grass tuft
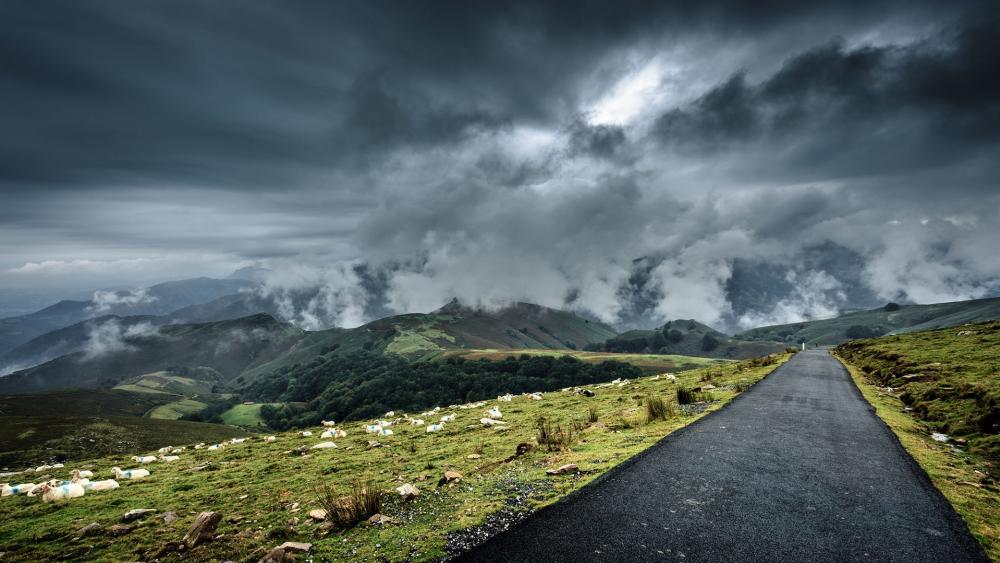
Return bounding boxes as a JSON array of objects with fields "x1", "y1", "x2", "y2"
[
  {"x1": 644, "y1": 396, "x2": 674, "y2": 421},
  {"x1": 319, "y1": 480, "x2": 382, "y2": 530}
]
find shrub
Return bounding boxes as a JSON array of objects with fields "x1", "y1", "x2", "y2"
[
  {"x1": 883, "y1": 302, "x2": 901, "y2": 312},
  {"x1": 677, "y1": 386, "x2": 702, "y2": 405},
  {"x1": 733, "y1": 380, "x2": 752, "y2": 392},
  {"x1": 536, "y1": 418, "x2": 575, "y2": 451},
  {"x1": 645, "y1": 396, "x2": 674, "y2": 421},
  {"x1": 318, "y1": 481, "x2": 382, "y2": 530},
  {"x1": 701, "y1": 334, "x2": 720, "y2": 352},
  {"x1": 845, "y1": 325, "x2": 883, "y2": 339},
  {"x1": 587, "y1": 405, "x2": 599, "y2": 423}
]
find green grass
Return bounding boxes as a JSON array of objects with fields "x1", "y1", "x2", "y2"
[
  {"x1": 148, "y1": 399, "x2": 210, "y2": 420},
  {"x1": 835, "y1": 332, "x2": 1000, "y2": 561},
  {"x1": 114, "y1": 371, "x2": 219, "y2": 396},
  {"x1": 0, "y1": 416, "x2": 246, "y2": 470},
  {"x1": 0, "y1": 354, "x2": 790, "y2": 561},
  {"x1": 0, "y1": 389, "x2": 174, "y2": 418},
  {"x1": 440, "y1": 349, "x2": 725, "y2": 374},
  {"x1": 220, "y1": 403, "x2": 283, "y2": 427}
]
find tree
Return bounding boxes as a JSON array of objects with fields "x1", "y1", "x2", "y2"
[
  {"x1": 701, "y1": 334, "x2": 719, "y2": 352},
  {"x1": 667, "y1": 329, "x2": 684, "y2": 343},
  {"x1": 883, "y1": 302, "x2": 901, "y2": 312}
]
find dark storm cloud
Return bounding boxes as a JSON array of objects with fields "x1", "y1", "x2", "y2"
[{"x1": 1, "y1": 0, "x2": 998, "y2": 329}]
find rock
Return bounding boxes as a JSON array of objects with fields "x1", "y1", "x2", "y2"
[
  {"x1": 123, "y1": 508, "x2": 157, "y2": 522},
  {"x1": 701, "y1": 384, "x2": 716, "y2": 390},
  {"x1": 161, "y1": 512, "x2": 179, "y2": 525},
  {"x1": 259, "y1": 547, "x2": 288, "y2": 563},
  {"x1": 311, "y1": 442, "x2": 337, "y2": 449},
  {"x1": 367, "y1": 441, "x2": 382, "y2": 449},
  {"x1": 108, "y1": 524, "x2": 133, "y2": 536},
  {"x1": 546, "y1": 464, "x2": 578, "y2": 476},
  {"x1": 931, "y1": 433, "x2": 950, "y2": 443},
  {"x1": 278, "y1": 541, "x2": 312, "y2": 553},
  {"x1": 396, "y1": 483, "x2": 419, "y2": 500},
  {"x1": 444, "y1": 470, "x2": 463, "y2": 482},
  {"x1": 515, "y1": 443, "x2": 533, "y2": 456},
  {"x1": 308, "y1": 509, "x2": 327, "y2": 521},
  {"x1": 75, "y1": 523, "x2": 101, "y2": 537},
  {"x1": 367, "y1": 513, "x2": 397, "y2": 525},
  {"x1": 467, "y1": 454, "x2": 481, "y2": 460},
  {"x1": 183, "y1": 511, "x2": 222, "y2": 548}
]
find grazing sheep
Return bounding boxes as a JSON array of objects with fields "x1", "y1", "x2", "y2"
[
  {"x1": 321, "y1": 420, "x2": 337, "y2": 427},
  {"x1": 480, "y1": 418, "x2": 506, "y2": 426},
  {"x1": 487, "y1": 407, "x2": 503, "y2": 419},
  {"x1": 229, "y1": 438, "x2": 247, "y2": 444},
  {"x1": 410, "y1": 419, "x2": 425, "y2": 426},
  {"x1": 158, "y1": 455, "x2": 180, "y2": 462},
  {"x1": 51, "y1": 463, "x2": 64, "y2": 469},
  {"x1": 171, "y1": 447, "x2": 186, "y2": 454},
  {"x1": 207, "y1": 444, "x2": 224, "y2": 451},
  {"x1": 157, "y1": 446, "x2": 173, "y2": 454},
  {"x1": 666, "y1": 374, "x2": 677, "y2": 381},
  {"x1": 365, "y1": 424, "x2": 383, "y2": 434},
  {"x1": 320, "y1": 429, "x2": 335, "y2": 439},
  {"x1": 263, "y1": 436, "x2": 277, "y2": 442},
  {"x1": 300, "y1": 431, "x2": 313, "y2": 437},
  {"x1": 194, "y1": 443, "x2": 206, "y2": 450},
  {"x1": 529, "y1": 393, "x2": 543, "y2": 400},
  {"x1": 377, "y1": 420, "x2": 393, "y2": 427},
  {"x1": 111, "y1": 467, "x2": 150, "y2": 480},
  {"x1": 378, "y1": 428, "x2": 394, "y2": 436},
  {"x1": 426, "y1": 423, "x2": 444, "y2": 433},
  {"x1": 131, "y1": 456, "x2": 157, "y2": 464},
  {"x1": 498, "y1": 394, "x2": 513, "y2": 402},
  {"x1": 440, "y1": 414, "x2": 456, "y2": 423},
  {"x1": 311, "y1": 441, "x2": 337, "y2": 449},
  {"x1": 1, "y1": 483, "x2": 35, "y2": 496},
  {"x1": 84, "y1": 479, "x2": 120, "y2": 492},
  {"x1": 385, "y1": 411, "x2": 395, "y2": 417},
  {"x1": 38, "y1": 483, "x2": 85, "y2": 503},
  {"x1": 34, "y1": 464, "x2": 52, "y2": 473},
  {"x1": 332, "y1": 428, "x2": 347, "y2": 438},
  {"x1": 72, "y1": 470, "x2": 94, "y2": 480}
]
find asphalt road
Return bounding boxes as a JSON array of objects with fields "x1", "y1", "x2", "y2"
[{"x1": 456, "y1": 349, "x2": 987, "y2": 562}]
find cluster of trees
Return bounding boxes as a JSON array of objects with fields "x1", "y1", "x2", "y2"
[
  {"x1": 587, "y1": 320, "x2": 721, "y2": 354},
  {"x1": 844, "y1": 325, "x2": 885, "y2": 339},
  {"x1": 246, "y1": 352, "x2": 642, "y2": 430}
]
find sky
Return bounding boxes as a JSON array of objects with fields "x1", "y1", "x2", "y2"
[{"x1": 1, "y1": 0, "x2": 998, "y2": 330}]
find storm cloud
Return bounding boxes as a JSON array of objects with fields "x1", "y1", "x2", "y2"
[{"x1": 1, "y1": 0, "x2": 998, "y2": 331}]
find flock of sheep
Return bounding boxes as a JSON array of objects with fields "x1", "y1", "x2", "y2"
[{"x1": 1, "y1": 384, "x2": 616, "y2": 507}]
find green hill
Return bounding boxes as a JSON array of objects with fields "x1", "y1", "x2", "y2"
[
  {"x1": 591, "y1": 319, "x2": 786, "y2": 359},
  {"x1": 736, "y1": 297, "x2": 1000, "y2": 346}
]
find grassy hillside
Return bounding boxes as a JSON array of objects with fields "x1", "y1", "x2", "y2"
[
  {"x1": 0, "y1": 389, "x2": 174, "y2": 418},
  {"x1": 0, "y1": 415, "x2": 246, "y2": 469},
  {"x1": 440, "y1": 349, "x2": 724, "y2": 374},
  {"x1": 0, "y1": 354, "x2": 790, "y2": 562},
  {"x1": 591, "y1": 318, "x2": 787, "y2": 359},
  {"x1": 738, "y1": 297, "x2": 1000, "y2": 346},
  {"x1": 834, "y1": 323, "x2": 1000, "y2": 559},
  {"x1": 113, "y1": 369, "x2": 225, "y2": 397},
  {"x1": 0, "y1": 314, "x2": 306, "y2": 394}
]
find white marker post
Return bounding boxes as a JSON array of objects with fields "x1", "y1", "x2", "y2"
[{"x1": 801, "y1": 342, "x2": 806, "y2": 351}]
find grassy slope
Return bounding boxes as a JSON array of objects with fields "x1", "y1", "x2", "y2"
[
  {"x1": 739, "y1": 297, "x2": 1000, "y2": 346},
  {"x1": 0, "y1": 416, "x2": 246, "y2": 470},
  {"x1": 601, "y1": 319, "x2": 787, "y2": 359},
  {"x1": 220, "y1": 403, "x2": 281, "y2": 427},
  {"x1": 833, "y1": 324, "x2": 1000, "y2": 560},
  {"x1": 0, "y1": 354, "x2": 790, "y2": 562},
  {"x1": 440, "y1": 348, "x2": 725, "y2": 374},
  {"x1": 148, "y1": 399, "x2": 210, "y2": 420},
  {"x1": 0, "y1": 389, "x2": 174, "y2": 418}
]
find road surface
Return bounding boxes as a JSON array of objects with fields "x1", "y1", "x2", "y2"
[{"x1": 456, "y1": 349, "x2": 987, "y2": 562}]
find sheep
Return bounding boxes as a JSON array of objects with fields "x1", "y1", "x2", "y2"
[
  {"x1": 170, "y1": 447, "x2": 186, "y2": 454},
  {"x1": 229, "y1": 438, "x2": 247, "y2": 445},
  {"x1": 365, "y1": 424, "x2": 383, "y2": 434},
  {"x1": 34, "y1": 464, "x2": 52, "y2": 473},
  {"x1": 263, "y1": 436, "x2": 277, "y2": 442},
  {"x1": 378, "y1": 428, "x2": 394, "y2": 436},
  {"x1": 529, "y1": 393, "x2": 543, "y2": 400},
  {"x1": 385, "y1": 411, "x2": 395, "y2": 417},
  {"x1": 1, "y1": 483, "x2": 35, "y2": 496},
  {"x1": 332, "y1": 428, "x2": 347, "y2": 438},
  {"x1": 51, "y1": 463, "x2": 64, "y2": 469},
  {"x1": 440, "y1": 414, "x2": 456, "y2": 423},
  {"x1": 480, "y1": 418, "x2": 506, "y2": 427},
  {"x1": 38, "y1": 482, "x2": 85, "y2": 503},
  {"x1": 410, "y1": 419, "x2": 425, "y2": 426},
  {"x1": 377, "y1": 420, "x2": 393, "y2": 427},
  {"x1": 311, "y1": 441, "x2": 337, "y2": 449},
  {"x1": 300, "y1": 431, "x2": 313, "y2": 437},
  {"x1": 158, "y1": 455, "x2": 180, "y2": 462},
  {"x1": 498, "y1": 394, "x2": 513, "y2": 402},
  {"x1": 158, "y1": 446, "x2": 172, "y2": 454},
  {"x1": 665, "y1": 373, "x2": 677, "y2": 381},
  {"x1": 72, "y1": 470, "x2": 94, "y2": 480},
  {"x1": 194, "y1": 443, "x2": 206, "y2": 449},
  {"x1": 487, "y1": 407, "x2": 503, "y2": 419},
  {"x1": 111, "y1": 467, "x2": 150, "y2": 480},
  {"x1": 207, "y1": 444, "x2": 224, "y2": 451},
  {"x1": 321, "y1": 420, "x2": 337, "y2": 427},
  {"x1": 426, "y1": 423, "x2": 444, "y2": 433},
  {"x1": 131, "y1": 455, "x2": 157, "y2": 464},
  {"x1": 84, "y1": 479, "x2": 120, "y2": 492}
]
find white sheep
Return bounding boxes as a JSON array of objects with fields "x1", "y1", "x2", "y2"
[
  {"x1": 498, "y1": 394, "x2": 513, "y2": 402},
  {"x1": 384, "y1": 411, "x2": 395, "y2": 417},
  {"x1": 487, "y1": 407, "x2": 503, "y2": 419},
  {"x1": 529, "y1": 393, "x2": 543, "y2": 400},
  {"x1": 365, "y1": 424, "x2": 383, "y2": 434},
  {"x1": 332, "y1": 428, "x2": 347, "y2": 438},
  {"x1": 84, "y1": 479, "x2": 120, "y2": 492},
  {"x1": 207, "y1": 444, "x2": 224, "y2": 451},
  {"x1": 72, "y1": 470, "x2": 94, "y2": 480},
  {"x1": 194, "y1": 443, "x2": 206, "y2": 450},
  {"x1": 480, "y1": 418, "x2": 506, "y2": 426},
  {"x1": 158, "y1": 455, "x2": 180, "y2": 462},
  {"x1": 378, "y1": 420, "x2": 394, "y2": 427},
  {"x1": 38, "y1": 482, "x2": 85, "y2": 503},
  {"x1": 410, "y1": 419, "x2": 425, "y2": 426},
  {"x1": 171, "y1": 447, "x2": 186, "y2": 454},
  {"x1": 666, "y1": 373, "x2": 677, "y2": 381},
  {"x1": 378, "y1": 428, "x2": 394, "y2": 436},
  {"x1": 263, "y1": 436, "x2": 277, "y2": 442},
  {"x1": 34, "y1": 464, "x2": 52, "y2": 473},
  {"x1": 52, "y1": 463, "x2": 64, "y2": 469},
  {"x1": 158, "y1": 447, "x2": 172, "y2": 454},
  {"x1": 311, "y1": 441, "x2": 338, "y2": 449},
  {"x1": 229, "y1": 438, "x2": 247, "y2": 444},
  {"x1": 321, "y1": 420, "x2": 337, "y2": 427},
  {"x1": 440, "y1": 414, "x2": 456, "y2": 423},
  {"x1": 300, "y1": 431, "x2": 313, "y2": 437},
  {"x1": 111, "y1": 467, "x2": 150, "y2": 480},
  {"x1": 1, "y1": 483, "x2": 35, "y2": 496},
  {"x1": 131, "y1": 456, "x2": 157, "y2": 464},
  {"x1": 426, "y1": 423, "x2": 444, "y2": 433},
  {"x1": 320, "y1": 429, "x2": 335, "y2": 439}
]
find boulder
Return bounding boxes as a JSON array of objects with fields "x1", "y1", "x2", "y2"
[
  {"x1": 75, "y1": 523, "x2": 101, "y2": 537},
  {"x1": 367, "y1": 513, "x2": 397, "y2": 525},
  {"x1": 396, "y1": 483, "x2": 419, "y2": 500},
  {"x1": 308, "y1": 509, "x2": 328, "y2": 521},
  {"x1": 108, "y1": 524, "x2": 133, "y2": 536},
  {"x1": 161, "y1": 512, "x2": 179, "y2": 525},
  {"x1": 546, "y1": 464, "x2": 578, "y2": 476},
  {"x1": 278, "y1": 542, "x2": 312, "y2": 553},
  {"x1": 123, "y1": 508, "x2": 157, "y2": 522},
  {"x1": 183, "y1": 511, "x2": 222, "y2": 548},
  {"x1": 467, "y1": 454, "x2": 482, "y2": 460}
]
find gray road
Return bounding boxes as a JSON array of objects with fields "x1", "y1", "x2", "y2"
[{"x1": 456, "y1": 350, "x2": 987, "y2": 562}]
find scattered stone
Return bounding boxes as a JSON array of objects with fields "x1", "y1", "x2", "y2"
[
  {"x1": 75, "y1": 523, "x2": 101, "y2": 537},
  {"x1": 122, "y1": 508, "x2": 157, "y2": 523},
  {"x1": 108, "y1": 524, "x2": 133, "y2": 536},
  {"x1": 239, "y1": 494, "x2": 249, "y2": 500},
  {"x1": 308, "y1": 509, "x2": 327, "y2": 521},
  {"x1": 183, "y1": 511, "x2": 222, "y2": 549},
  {"x1": 396, "y1": 483, "x2": 419, "y2": 500},
  {"x1": 161, "y1": 512, "x2": 179, "y2": 525},
  {"x1": 467, "y1": 454, "x2": 482, "y2": 460},
  {"x1": 368, "y1": 441, "x2": 382, "y2": 449},
  {"x1": 259, "y1": 547, "x2": 288, "y2": 563},
  {"x1": 701, "y1": 384, "x2": 716, "y2": 390},
  {"x1": 278, "y1": 542, "x2": 312, "y2": 553},
  {"x1": 444, "y1": 470, "x2": 463, "y2": 483},
  {"x1": 931, "y1": 433, "x2": 950, "y2": 443},
  {"x1": 546, "y1": 464, "x2": 578, "y2": 476},
  {"x1": 954, "y1": 438, "x2": 968, "y2": 446},
  {"x1": 367, "y1": 513, "x2": 397, "y2": 525}
]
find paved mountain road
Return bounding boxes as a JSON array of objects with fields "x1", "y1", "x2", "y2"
[{"x1": 456, "y1": 349, "x2": 987, "y2": 562}]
